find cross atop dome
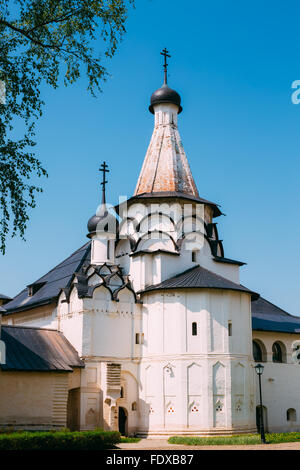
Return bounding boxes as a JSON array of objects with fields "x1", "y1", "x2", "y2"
[
  {"x1": 99, "y1": 161, "x2": 109, "y2": 205},
  {"x1": 149, "y1": 48, "x2": 182, "y2": 114},
  {"x1": 160, "y1": 47, "x2": 170, "y2": 84}
]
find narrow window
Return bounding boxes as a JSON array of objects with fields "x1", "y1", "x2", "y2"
[
  {"x1": 192, "y1": 322, "x2": 197, "y2": 336},
  {"x1": 141, "y1": 333, "x2": 144, "y2": 344},
  {"x1": 228, "y1": 321, "x2": 232, "y2": 337},
  {"x1": 192, "y1": 251, "x2": 197, "y2": 262},
  {"x1": 132, "y1": 402, "x2": 137, "y2": 411},
  {"x1": 253, "y1": 340, "x2": 263, "y2": 362},
  {"x1": 120, "y1": 386, "x2": 124, "y2": 398},
  {"x1": 135, "y1": 333, "x2": 140, "y2": 344},
  {"x1": 107, "y1": 240, "x2": 110, "y2": 259},
  {"x1": 272, "y1": 342, "x2": 283, "y2": 363}
]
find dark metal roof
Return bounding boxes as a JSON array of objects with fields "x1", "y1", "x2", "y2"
[
  {"x1": 0, "y1": 294, "x2": 12, "y2": 301},
  {"x1": 138, "y1": 265, "x2": 259, "y2": 300},
  {"x1": 213, "y1": 256, "x2": 246, "y2": 266},
  {"x1": 149, "y1": 83, "x2": 182, "y2": 114},
  {"x1": 130, "y1": 249, "x2": 180, "y2": 258},
  {"x1": 0, "y1": 325, "x2": 84, "y2": 372},
  {"x1": 116, "y1": 192, "x2": 223, "y2": 218},
  {"x1": 4, "y1": 242, "x2": 91, "y2": 314},
  {"x1": 251, "y1": 297, "x2": 300, "y2": 334}
]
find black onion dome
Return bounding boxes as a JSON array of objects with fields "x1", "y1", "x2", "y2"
[
  {"x1": 87, "y1": 208, "x2": 118, "y2": 235},
  {"x1": 149, "y1": 83, "x2": 182, "y2": 114}
]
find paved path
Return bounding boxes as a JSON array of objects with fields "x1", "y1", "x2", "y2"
[{"x1": 117, "y1": 438, "x2": 300, "y2": 451}]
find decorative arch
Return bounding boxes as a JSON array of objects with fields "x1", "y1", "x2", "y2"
[
  {"x1": 113, "y1": 285, "x2": 138, "y2": 303},
  {"x1": 175, "y1": 213, "x2": 205, "y2": 238},
  {"x1": 118, "y1": 217, "x2": 139, "y2": 238},
  {"x1": 252, "y1": 339, "x2": 267, "y2": 362},
  {"x1": 135, "y1": 230, "x2": 178, "y2": 252},
  {"x1": 92, "y1": 283, "x2": 113, "y2": 301},
  {"x1": 272, "y1": 341, "x2": 287, "y2": 363},
  {"x1": 137, "y1": 212, "x2": 175, "y2": 234}
]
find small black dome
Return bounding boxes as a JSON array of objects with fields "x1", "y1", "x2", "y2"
[
  {"x1": 149, "y1": 83, "x2": 182, "y2": 114},
  {"x1": 87, "y1": 209, "x2": 118, "y2": 234}
]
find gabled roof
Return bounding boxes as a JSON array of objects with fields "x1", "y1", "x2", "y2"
[
  {"x1": 4, "y1": 242, "x2": 91, "y2": 314},
  {"x1": 251, "y1": 297, "x2": 300, "y2": 334},
  {"x1": 138, "y1": 265, "x2": 259, "y2": 300},
  {"x1": 0, "y1": 294, "x2": 12, "y2": 301},
  {"x1": 0, "y1": 325, "x2": 84, "y2": 371}
]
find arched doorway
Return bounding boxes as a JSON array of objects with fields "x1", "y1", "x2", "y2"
[
  {"x1": 118, "y1": 407, "x2": 128, "y2": 436},
  {"x1": 256, "y1": 405, "x2": 268, "y2": 433}
]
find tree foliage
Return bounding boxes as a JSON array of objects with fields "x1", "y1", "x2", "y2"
[{"x1": 0, "y1": 0, "x2": 133, "y2": 253}]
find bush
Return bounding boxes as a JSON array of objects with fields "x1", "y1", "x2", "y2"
[{"x1": 0, "y1": 430, "x2": 121, "y2": 450}]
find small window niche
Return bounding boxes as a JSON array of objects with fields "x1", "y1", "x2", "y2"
[
  {"x1": 192, "y1": 322, "x2": 197, "y2": 336},
  {"x1": 135, "y1": 333, "x2": 140, "y2": 344},
  {"x1": 107, "y1": 240, "x2": 110, "y2": 260},
  {"x1": 228, "y1": 321, "x2": 232, "y2": 337},
  {"x1": 132, "y1": 402, "x2": 137, "y2": 411},
  {"x1": 287, "y1": 408, "x2": 297, "y2": 422},
  {"x1": 120, "y1": 386, "x2": 124, "y2": 399},
  {"x1": 192, "y1": 251, "x2": 197, "y2": 263}
]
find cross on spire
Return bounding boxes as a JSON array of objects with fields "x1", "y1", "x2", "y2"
[
  {"x1": 99, "y1": 161, "x2": 109, "y2": 205},
  {"x1": 160, "y1": 48, "x2": 170, "y2": 84}
]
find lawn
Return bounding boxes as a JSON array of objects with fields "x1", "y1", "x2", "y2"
[
  {"x1": 120, "y1": 437, "x2": 141, "y2": 443},
  {"x1": 0, "y1": 430, "x2": 121, "y2": 450},
  {"x1": 168, "y1": 432, "x2": 300, "y2": 446}
]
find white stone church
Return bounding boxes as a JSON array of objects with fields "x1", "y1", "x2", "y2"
[{"x1": 1, "y1": 58, "x2": 300, "y2": 436}]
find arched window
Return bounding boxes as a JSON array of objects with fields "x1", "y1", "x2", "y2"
[
  {"x1": 132, "y1": 402, "x2": 137, "y2": 411},
  {"x1": 272, "y1": 341, "x2": 286, "y2": 363},
  {"x1": 287, "y1": 408, "x2": 297, "y2": 422},
  {"x1": 253, "y1": 340, "x2": 263, "y2": 362},
  {"x1": 192, "y1": 322, "x2": 197, "y2": 336}
]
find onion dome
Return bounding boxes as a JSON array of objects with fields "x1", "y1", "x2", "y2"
[
  {"x1": 87, "y1": 208, "x2": 118, "y2": 235},
  {"x1": 149, "y1": 83, "x2": 182, "y2": 114}
]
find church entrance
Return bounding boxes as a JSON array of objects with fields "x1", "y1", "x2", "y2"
[{"x1": 118, "y1": 407, "x2": 128, "y2": 436}]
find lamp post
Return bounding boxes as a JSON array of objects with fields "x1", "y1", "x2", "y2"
[{"x1": 255, "y1": 363, "x2": 266, "y2": 444}]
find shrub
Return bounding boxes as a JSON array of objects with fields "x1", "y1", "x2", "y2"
[{"x1": 0, "y1": 430, "x2": 121, "y2": 450}]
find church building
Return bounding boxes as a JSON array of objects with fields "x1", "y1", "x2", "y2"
[{"x1": 1, "y1": 52, "x2": 300, "y2": 436}]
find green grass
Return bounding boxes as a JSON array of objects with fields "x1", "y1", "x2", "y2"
[
  {"x1": 168, "y1": 432, "x2": 300, "y2": 446},
  {"x1": 0, "y1": 430, "x2": 121, "y2": 450},
  {"x1": 120, "y1": 436, "x2": 141, "y2": 443}
]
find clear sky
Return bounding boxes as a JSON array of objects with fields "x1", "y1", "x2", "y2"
[{"x1": 1, "y1": 0, "x2": 300, "y2": 315}]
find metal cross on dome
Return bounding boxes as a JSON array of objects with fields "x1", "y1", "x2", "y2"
[
  {"x1": 160, "y1": 48, "x2": 171, "y2": 84},
  {"x1": 99, "y1": 161, "x2": 109, "y2": 204}
]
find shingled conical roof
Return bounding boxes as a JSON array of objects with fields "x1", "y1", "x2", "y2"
[{"x1": 134, "y1": 78, "x2": 199, "y2": 198}]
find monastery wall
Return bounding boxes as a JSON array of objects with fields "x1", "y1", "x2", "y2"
[
  {"x1": 0, "y1": 370, "x2": 69, "y2": 430},
  {"x1": 252, "y1": 330, "x2": 300, "y2": 432}
]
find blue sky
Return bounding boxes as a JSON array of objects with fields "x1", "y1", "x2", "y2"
[{"x1": 1, "y1": 0, "x2": 300, "y2": 315}]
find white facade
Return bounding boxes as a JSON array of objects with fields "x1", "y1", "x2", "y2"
[{"x1": 3, "y1": 81, "x2": 300, "y2": 437}]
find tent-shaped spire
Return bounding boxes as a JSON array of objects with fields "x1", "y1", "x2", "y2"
[{"x1": 134, "y1": 49, "x2": 199, "y2": 198}]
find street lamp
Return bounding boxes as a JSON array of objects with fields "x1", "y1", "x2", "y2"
[{"x1": 255, "y1": 363, "x2": 266, "y2": 444}]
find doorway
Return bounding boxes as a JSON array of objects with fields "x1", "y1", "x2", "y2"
[{"x1": 118, "y1": 407, "x2": 128, "y2": 436}]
